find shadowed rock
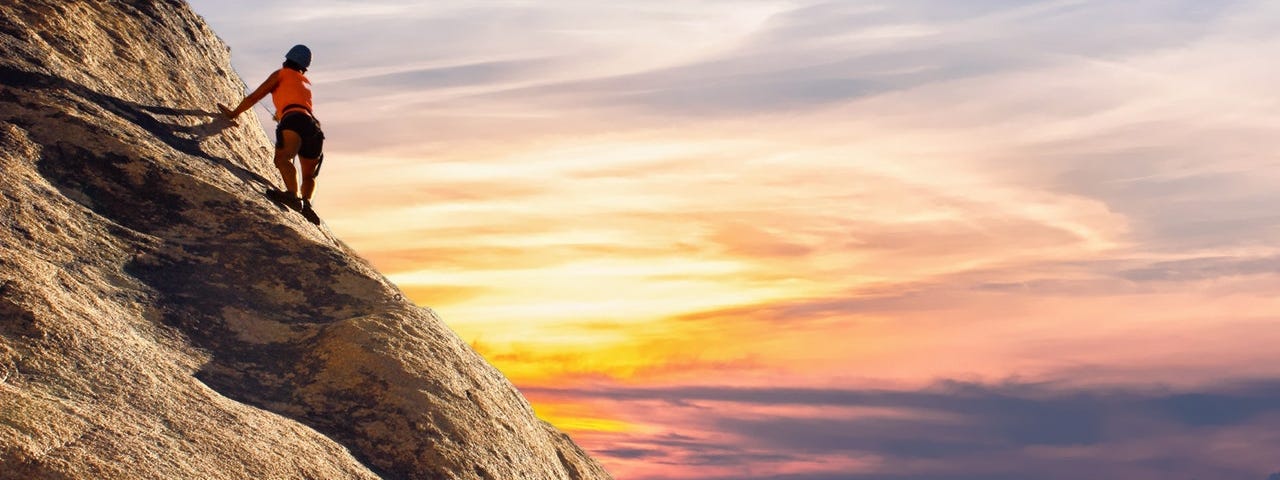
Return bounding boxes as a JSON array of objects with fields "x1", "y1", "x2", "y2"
[{"x1": 0, "y1": 1, "x2": 611, "y2": 479}]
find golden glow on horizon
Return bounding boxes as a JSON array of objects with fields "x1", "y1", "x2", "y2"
[
  {"x1": 528, "y1": 399, "x2": 639, "y2": 434},
  {"x1": 321, "y1": 111, "x2": 1147, "y2": 389}
]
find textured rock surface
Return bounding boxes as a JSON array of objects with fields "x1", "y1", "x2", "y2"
[{"x1": 0, "y1": 1, "x2": 611, "y2": 479}]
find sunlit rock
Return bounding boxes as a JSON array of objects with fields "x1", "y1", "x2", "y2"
[{"x1": 0, "y1": 1, "x2": 610, "y2": 479}]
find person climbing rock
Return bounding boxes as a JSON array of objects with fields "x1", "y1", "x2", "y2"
[{"x1": 219, "y1": 44, "x2": 324, "y2": 215}]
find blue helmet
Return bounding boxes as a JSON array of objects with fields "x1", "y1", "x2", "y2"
[{"x1": 285, "y1": 44, "x2": 312, "y2": 69}]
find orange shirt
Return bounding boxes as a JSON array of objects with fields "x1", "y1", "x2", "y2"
[{"x1": 271, "y1": 68, "x2": 312, "y2": 119}]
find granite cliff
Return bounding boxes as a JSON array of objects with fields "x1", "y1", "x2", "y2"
[{"x1": 0, "y1": 1, "x2": 611, "y2": 478}]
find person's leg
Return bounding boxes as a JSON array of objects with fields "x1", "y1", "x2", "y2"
[
  {"x1": 297, "y1": 118, "x2": 324, "y2": 205},
  {"x1": 274, "y1": 130, "x2": 302, "y2": 196},
  {"x1": 299, "y1": 156, "x2": 320, "y2": 202}
]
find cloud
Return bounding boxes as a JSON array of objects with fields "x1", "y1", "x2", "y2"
[
  {"x1": 528, "y1": 380, "x2": 1280, "y2": 479},
  {"x1": 322, "y1": 58, "x2": 563, "y2": 102},
  {"x1": 594, "y1": 447, "x2": 665, "y2": 460},
  {"x1": 1116, "y1": 255, "x2": 1280, "y2": 283},
  {"x1": 447, "y1": 0, "x2": 1247, "y2": 116}
]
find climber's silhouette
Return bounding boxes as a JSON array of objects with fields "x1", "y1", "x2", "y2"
[{"x1": 219, "y1": 44, "x2": 324, "y2": 222}]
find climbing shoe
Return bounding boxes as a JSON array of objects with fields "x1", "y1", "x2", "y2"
[
  {"x1": 300, "y1": 199, "x2": 321, "y2": 225},
  {"x1": 266, "y1": 189, "x2": 302, "y2": 210}
]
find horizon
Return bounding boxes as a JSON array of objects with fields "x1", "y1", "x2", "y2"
[{"x1": 189, "y1": 1, "x2": 1280, "y2": 478}]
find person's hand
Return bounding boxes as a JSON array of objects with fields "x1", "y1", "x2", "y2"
[{"x1": 216, "y1": 103, "x2": 239, "y2": 127}]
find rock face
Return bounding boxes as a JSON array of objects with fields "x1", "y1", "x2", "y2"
[{"x1": 0, "y1": 1, "x2": 611, "y2": 479}]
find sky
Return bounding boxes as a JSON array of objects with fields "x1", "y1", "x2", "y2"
[{"x1": 187, "y1": 1, "x2": 1280, "y2": 478}]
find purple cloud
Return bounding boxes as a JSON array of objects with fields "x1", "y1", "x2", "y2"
[{"x1": 530, "y1": 380, "x2": 1280, "y2": 479}]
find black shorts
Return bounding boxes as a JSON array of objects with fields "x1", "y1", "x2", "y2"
[{"x1": 275, "y1": 112, "x2": 324, "y2": 159}]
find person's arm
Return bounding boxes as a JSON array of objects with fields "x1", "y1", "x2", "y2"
[{"x1": 219, "y1": 70, "x2": 281, "y2": 119}]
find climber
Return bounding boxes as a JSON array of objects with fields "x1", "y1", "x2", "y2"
[{"x1": 218, "y1": 44, "x2": 324, "y2": 214}]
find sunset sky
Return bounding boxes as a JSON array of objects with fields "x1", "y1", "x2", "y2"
[{"x1": 189, "y1": 1, "x2": 1280, "y2": 478}]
